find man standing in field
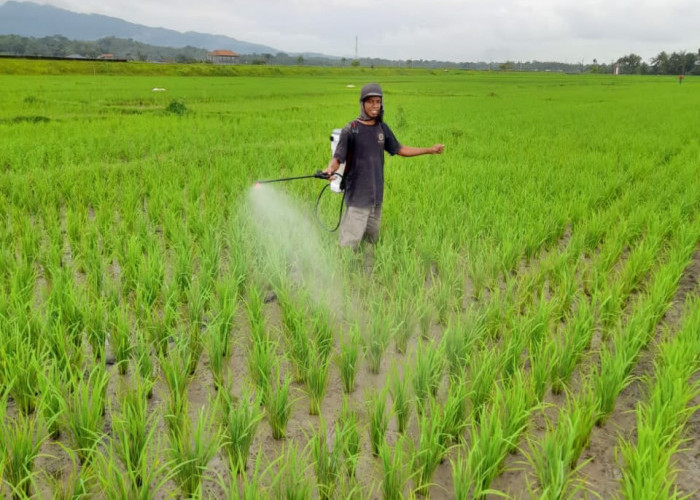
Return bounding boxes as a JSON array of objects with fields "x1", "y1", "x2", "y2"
[{"x1": 323, "y1": 83, "x2": 444, "y2": 251}]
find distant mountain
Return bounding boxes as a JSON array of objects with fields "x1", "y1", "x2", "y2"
[{"x1": 0, "y1": 0, "x2": 282, "y2": 55}]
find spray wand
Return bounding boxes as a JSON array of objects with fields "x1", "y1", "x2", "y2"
[{"x1": 254, "y1": 171, "x2": 345, "y2": 232}]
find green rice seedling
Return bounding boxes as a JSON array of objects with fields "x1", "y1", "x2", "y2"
[
  {"x1": 1, "y1": 399, "x2": 48, "y2": 498},
  {"x1": 306, "y1": 349, "x2": 331, "y2": 415},
  {"x1": 368, "y1": 387, "x2": 390, "y2": 456},
  {"x1": 168, "y1": 405, "x2": 222, "y2": 499},
  {"x1": 213, "y1": 290, "x2": 237, "y2": 359},
  {"x1": 272, "y1": 443, "x2": 313, "y2": 500},
  {"x1": 159, "y1": 347, "x2": 191, "y2": 437},
  {"x1": 84, "y1": 296, "x2": 107, "y2": 361},
  {"x1": 219, "y1": 386, "x2": 263, "y2": 475},
  {"x1": 379, "y1": 438, "x2": 410, "y2": 500},
  {"x1": 440, "y1": 375, "x2": 470, "y2": 445},
  {"x1": 109, "y1": 303, "x2": 133, "y2": 375},
  {"x1": 524, "y1": 416, "x2": 587, "y2": 500},
  {"x1": 499, "y1": 317, "x2": 527, "y2": 381},
  {"x1": 336, "y1": 324, "x2": 361, "y2": 394},
  {"x1": 245, "y1": 282, "x2": 267, "y2": 343},
  {"x1": 389, "y1": 365, "x2": 412, "y2": 435},
  {"x1": 97, "y1": 435, "x2": 173, "y2": 500},
  {"x1": 137, "y1": 245, "x2": 165, "y2": 307},
  {"x1": 217, "y1": 451, "x2": 269, "y2": 500},
  {"x1": 248, "y1": 334, "x2": 275, "y2": 406},
  {"x1": 530, "y1": 339, "x2": 555, "y2": 402},
  {"x1": 312, "y1": 307, "x2": 336, "y2": 366},
  {"x1": 592, "y1": 338, "x2": 633, "y2": 426},
  {"x1": 186, "y1": 277, "x2": 211, "y2": 332},
  {"x1": 311, "y1": 417, "x2": 342, "y2": 500},
  {"x1": 267, "y1": 367, "x2": 293, "y2": 440},
  {"x1": 48, "y1": 447, "x2": 92, "y2": 500},
  {"x1": 44, "y1": 318, "x2": 83, "y2": 383},
  {"x1": 147, "y1": 290, "x2": 178, "y2": 356},
  {"x1": 337, "y1": 398, "x2": 361, "y2": 478},
  {"x1": 281, "y1": 299, "x2": 311, "y2": 384},
  {"x1": 206, "y1": 322, "x2": 231, "y2": 390},
  {"x1": 391, "y1": 296, "x2": 413, "y2": 355},
  {"x1": 200, "y1": 227, "x2": 222, "y2": 284},
  {"x1": 37, "y1": 363, "x2": 64, "y2": 439},
  {"x1": 111, "y1": 377, "x2": 157, "y2": 488},
  {"x1": 173, "y1": 237, "x2": 194, "y2": 293},
  {"x1": 442, "y1": 319, "x2": 475, "y2": 379},
  {"x1": 463, "y1": 400, "x2": 512, "y2": 499},
  {"x1": 63, "y1": 362, "x2": 109, "y2": 465},
  {"x1": 366, "y1": 302, "x2": 393, "y2": 374},
  {"x1": 133, "y1": 332, "x2": 154, "y2": 399},
  {"x1": 618, "y1": 299, "x2": 700, "y2": 499},
  {"x1": 551, "y1": 299, "x2": 594, "y2": 394},
  {"x1": 412, "y1": 340, "x2": 444, "y2": 415},
  {"x1": 598, "y1": 281, "x2": 624, "y2": 330},
  {"x1": 412, "y1": 400, "x2": 446, "y2": 497},
  {"x1": 500, "y1": 371, "x2": 532, "y2": 454},
  {"x1": 3, "y1": 327, "x2": 43, "y2": 414},
  {"x1": 466, "y1": 343, "x2": 499, "y2": 422},
  {"x1": 416, "y1": 297, "x2": 434, "y2": 341},
  {"x1": 566, "y1": 384, "x2": 598, "y2": 469}
]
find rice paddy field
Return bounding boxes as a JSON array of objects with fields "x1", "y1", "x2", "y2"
[{"x1": 0, "y1": 60, "x2": 699, "y2": 499}]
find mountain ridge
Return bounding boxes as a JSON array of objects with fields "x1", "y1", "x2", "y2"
[{"x1": 0, "y1": 0, "x2": 289, "y2": 55}]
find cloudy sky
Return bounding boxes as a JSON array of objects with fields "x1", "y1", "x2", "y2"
[{"x1": 26, "y1": 0, "x2": 700, "y2": 63}]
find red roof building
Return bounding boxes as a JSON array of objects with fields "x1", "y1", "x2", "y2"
[{"x1": 208, "y1": 50, "x2": 240, "y2": 64}]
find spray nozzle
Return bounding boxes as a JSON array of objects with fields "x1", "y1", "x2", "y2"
[{"x1": 314, "y1": 170, "x2": 330, "y2": 180}]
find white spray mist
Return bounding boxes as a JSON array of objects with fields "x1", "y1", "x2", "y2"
[{"x1": 246, "y1": 183, "x2": 345, "y2": 315}]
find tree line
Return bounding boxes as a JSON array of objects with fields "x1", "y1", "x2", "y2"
[
  {"x1": 1, "y1": 34, "x2": 698, "y2": 74},
  {"x1": 615, "y1": 51, "x2": 700, "y2": 75}
]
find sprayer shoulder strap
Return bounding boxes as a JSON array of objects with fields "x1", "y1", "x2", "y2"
[{"x1": 340, "y1": 121, "x2": 359, "y2": 191}]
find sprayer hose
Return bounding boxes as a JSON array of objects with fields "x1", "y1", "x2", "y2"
[{"x1": 314, "y1": 181, "x2": 345, "y2": 233}]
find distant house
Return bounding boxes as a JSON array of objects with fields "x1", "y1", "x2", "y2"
[
  {"x1": 208, "y1": 50, "x2": 240, "y2": 65},
  {"x1": 98, "y1": 53, "x2": 115, "y2": 60}
]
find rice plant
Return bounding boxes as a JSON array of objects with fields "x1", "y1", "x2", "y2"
[
  {"x1": 366, "y1": 302, "x2": 393, "y2": 374},
  {"x1": 306, "y1": 348, "x2": 331, "y2": 415},
  {"x1": 272, "y1": 443, "x2": 313, "y2": 500},
  {"x1": 311, "y1": 417, "x2": 342, "y2": 500},
  {"x1": 337, "y1": 398, "x2": 361, "y2": 478},
  {"x1": 267, "y1": 367, "x2": 293, "y2": 440},
  {"x1": 111, "y1": 377, "x2": 157, "y2": 488},
  {"x1": 336, "y1": 324, "x2": 361, "y2": 394},
  {"x1": 412, "y1": 339, "x2": 444, "y2": 415},
  {"x1": 97, "y1": 435, "x2": 173, "y2": 500},
  {"x1": 206, "y1": 319, "x2": 232, "y2": 390},
  {"x1": 109, "y1": 303, "x2": 133, "y2": 375},
  {"x1": 389, "y1": 364, "x2": 412, "y2": 434},
  {"x1": 368, "y1": 388, "x2": 390, "y2": 456},
  {"x1": 219, "y1": 385, "x2": 264, "y2": 474},
  {"x1": 159, "y1": 346, "x2": 191, "y2": 436},
  {"x1": 379, "y1": 438, "x2": 410, "y2": 500},
  {"x1": 62, "y1": 362, "x2": 110, "y2": 465},
  {"x1": 440, "y1": 374, "x2": 471, "y2": 445},
  {"x1": 248, "y1": 333, "x2": 276, "y2": 406},
  {"x1": 168, "y1": 405, "x2": 222, "y2": 499},
  {"x1": 412, "y1": 400, "x2": 446, "y2": 497},
  {"x1": 0, "y1": 399, "x2": 48, "y2": 498}
]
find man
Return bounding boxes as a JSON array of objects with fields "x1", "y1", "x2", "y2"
[{"x1": 323, "y1": 83, "x2": 444, "y2": 251}]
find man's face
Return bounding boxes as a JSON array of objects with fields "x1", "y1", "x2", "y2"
[{"x1": 363, "y1": 96, "x2": 382, "y2": 119}]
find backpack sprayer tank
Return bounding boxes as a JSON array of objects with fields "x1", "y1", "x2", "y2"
[{"x1": 329, "y1": 128, "x2": 345, "y2": 193}]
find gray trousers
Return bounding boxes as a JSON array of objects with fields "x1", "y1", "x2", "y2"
[{"x1": 338, "y1": 204, "x2": 382, "y2": 250}]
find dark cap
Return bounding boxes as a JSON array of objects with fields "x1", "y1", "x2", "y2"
[{"x1": 360, "y1": 83, "x2": 383, "y2": 101}]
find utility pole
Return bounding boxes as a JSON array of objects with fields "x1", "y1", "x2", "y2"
[{"x1": 355, "y1": 36, "x2": 358, "y2": 60}]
